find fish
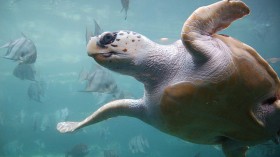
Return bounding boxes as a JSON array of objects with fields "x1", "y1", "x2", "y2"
[
  {"x1": 78, "y1": 67, "x2": 89, "y2": 82},
  {"x1": 93, "y1": 19, "x2": 103, "y2": 36},
  {"x1": 19, "y1": 109, "x2": 26, "y2": 124},
  {"x1": 2, "y1": 140, "x2": 23, "y2": 156},
  {"x1": 267, "y1": 57, "x2": 280, "y2": 64},
  {"x1": 27, "y1": 81, "x2": 45, "y2": 102},
  {"x1": 66, "y1": 144, "x2": 89, "y2": 157},
  {"x1": 255, "y1": 142, "x2": 280, "y2": 157},
  {"x1": 40, "y1": 115, "x2": 50, "y2": 131},
  {"x1": 13, "y1": 63, "x2": 36, "y2": 81},
  {"x1": 104, "y1": 149, "x2": 118, "y2": 157},
  {"x1": 1, "y1": 34, "x2": 37, "y2": 64},
  {"x1": 128, "y1": 135, "x2": 149, "y2": 154},
  {"x1": 85, "y1": 19, "x2": 103, "y2": 45},
  {"x1": 33, "y1": 139, "x2": 45, "y2": 149},
  {"x1": 120, "y1": 0, "x2": 129, "y2": 20},
  {"x1": 194, "y1": 152, "x2": 201, "y2": 157},
  {"x1": 79, "y1": 65, "x2": 118, "y2": 93},
  {"x1": 55, "y1": 108, "x2": 69, "y2": 123},
  {"x1": 85, "y1": 27, "x2": 94, "y2": 45},
  {"x1": 99, "y1": 127, "x2": 110, "y2": 140}
]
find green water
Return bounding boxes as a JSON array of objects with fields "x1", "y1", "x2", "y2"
[{"x1": 0, "y1": 0, "x2": 280, "y2": 157}]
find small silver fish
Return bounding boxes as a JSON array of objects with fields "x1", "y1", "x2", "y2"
[
  {"x1": 267, "y1": 57, "x2": 280, "y2": 64},
  {"x1": 28, "y1": 82, "x2": 44, "y2": 103},
  {"x1": 81, "y1": 65, "x2": 118, "y2": 93},
  {"x1": 92, "y1": 69, "x2": 117, "y2": 93},
  {"x1": 104, "y1": 149, "x2": 118, "y2": 157},
  {"x1": 66, "y1": 144, "x2": 89, "y2": 157},
  {"x1": 128, "y1": 135, "x2": 149, "y2": 154},
  {"x1": 120, "y1": 0, "x2": 129, "y2": 20},
  {"x1": 1, "y1": 34, "x2": 37, "y2": 64}
]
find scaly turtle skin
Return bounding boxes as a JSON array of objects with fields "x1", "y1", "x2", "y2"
[{"x1": 57, "y1": 1, "x2": 280, "y2": 157}]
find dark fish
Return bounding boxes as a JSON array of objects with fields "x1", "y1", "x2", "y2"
[
  {"x1": 66, "y1": 144, "x2": 89, "y2": 157},
  {"x1": 27, "y1": 82, "x2": 44, "y2": 103},
  {"x1": 120, "y1": 0, "x2": 129, "y2": 20},
  {"x1": 85, "y1": 20, "x2": 103, "y2": 45},
  {"x1": 194, "y1": 152, "x2": 201, "y2": 157},
  {"x1": 13, "y1": 63, "x2": 36, "y2": 81},
  {"x1": 257, "y1": 141, "x2": 280, "y2": 157},
  {"x1": 104, "y1": 149, "x2": 118, "y2": 157},
  {"x1": 1, "y1": 34, "x2": 37, "y2": 64}
]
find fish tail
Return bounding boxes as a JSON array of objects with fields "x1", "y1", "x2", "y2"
[{"x1": 124, "y1": 10, "x2": 128, "y2": 20}]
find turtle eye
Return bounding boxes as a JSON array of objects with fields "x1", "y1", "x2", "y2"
[{"x1": 99, "y1": 32, "x2": 116, "y2": 46}]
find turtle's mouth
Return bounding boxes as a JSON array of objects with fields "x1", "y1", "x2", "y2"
[
  {"x1": 88, "y1": 51, "x2": 119, "y2": 58},
  {"x1": 100, "y1": 51, "x2": 119, "y2": 58}
]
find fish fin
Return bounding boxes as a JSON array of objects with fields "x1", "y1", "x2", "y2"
[
  {"x1": 21, "y1": 32, "x2": 27, "y2": 38},
  {"x1": 0, "y1": 42, "x2": 11, "y2": 48},
  {"x1": 85, "y1": 26, "x2": 93, "y2": 44},
  {"x1": 19, "y1": 57, "x2": 24, "y2": 63},
  {"x1": 2, "y1": 56, "x2": 17, "y2": 61},
  {"x1": 120, "y1": 7, "x2": 124, "y2": 13}
]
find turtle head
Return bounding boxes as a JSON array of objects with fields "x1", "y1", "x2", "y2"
[{"x1": 87, "y1": 30, "x2": 151, "y2": 75}]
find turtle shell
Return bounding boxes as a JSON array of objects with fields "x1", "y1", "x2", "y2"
[{"x1": 160, "y1": 34, "x2": 280, "y2": 145}]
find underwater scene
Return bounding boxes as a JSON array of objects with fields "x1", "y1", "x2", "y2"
[{"x1": 0, "y1": 0, "x2": 280, "y2": 157}]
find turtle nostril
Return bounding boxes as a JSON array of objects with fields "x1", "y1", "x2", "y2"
[{"x1": 99, "y1": 32, "x2": 116, "y2": 46}]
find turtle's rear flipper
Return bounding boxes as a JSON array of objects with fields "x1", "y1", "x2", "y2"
[
  {"x1": 222, "y1": 140, "x2": 248, "y2": 157},
  {"x1": 181, "y1": 0, "x2": 250, "y2": 60},
  {"x1": 57, "y1": 122, "x2": 81, "y2": 133}
]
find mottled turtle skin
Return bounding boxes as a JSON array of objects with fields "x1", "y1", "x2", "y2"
[{"x1": 57, "y1": 1, "x2": 280, "y2": 157}]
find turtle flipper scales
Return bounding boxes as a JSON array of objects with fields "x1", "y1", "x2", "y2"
[
  {"x1": 57, "y1": 122, "x2": 81, "y2": 133},
  {"x1": 181, "y1": 0, "x2": 250, "y2": 60}
]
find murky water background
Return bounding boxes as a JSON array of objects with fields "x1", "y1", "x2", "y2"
[{"x1": 0, "y1": 0, "x2": 280, "y2": 157}]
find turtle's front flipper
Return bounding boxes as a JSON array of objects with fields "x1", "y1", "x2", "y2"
[
  {"x1": 222, "y1": 140, "x2": 249, "y2": 157},
  {"x1": 57, "y1": 122, "x2": 81, "y2": 133},
  {"x1": 181, "y1": 0, "x2": 250, "y2": 60},
  {"x1": 57, "y1": 99, "x2": 145, "y2": 133}
]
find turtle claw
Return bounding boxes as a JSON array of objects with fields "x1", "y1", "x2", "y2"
[{"x1": 57, "y1": 122, "x2": 80, "y2": 133}]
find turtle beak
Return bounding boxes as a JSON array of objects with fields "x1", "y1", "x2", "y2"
[
  {"x1": 87, "y1": 36, "x2": 102, "y2": 57},
  {"x1": 87, "y1": 32, "x2": 117, "y2": 58}
]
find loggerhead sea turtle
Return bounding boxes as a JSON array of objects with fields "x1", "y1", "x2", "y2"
[{"x1": 57, "y1": 1, "x2": 280, "y2": 157}]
